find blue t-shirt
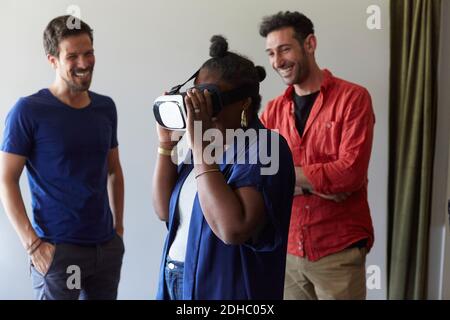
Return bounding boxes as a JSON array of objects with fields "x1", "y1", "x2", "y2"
[
  {"x1": 1, "y1": 89, "x2": 118, "y2": 245},
  {"x1": 156, "y1": 119, "x2": 295, "y2": 300}
]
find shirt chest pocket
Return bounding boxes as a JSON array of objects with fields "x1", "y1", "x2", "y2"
[{"x1": 308, "y1": 120, "x2": 342, "y2": 161}]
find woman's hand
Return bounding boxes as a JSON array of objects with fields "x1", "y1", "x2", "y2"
[
  {"x1": 156, "y1": 124, "x2": 180, "y2": 149},
  {"x1": 185, "y1": 88, "x2": 213, "y2": 152}
]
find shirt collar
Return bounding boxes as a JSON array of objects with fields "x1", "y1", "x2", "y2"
[{"x1": 282, "y1": 69, "x2": 334, "y2": 101}]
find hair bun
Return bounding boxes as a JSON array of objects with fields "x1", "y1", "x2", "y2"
[
  {"x1": 210, "y1": 35, "x2": 228, "y2": 58},
  {"x1": 255, "y1": 66, "x2": 266, "y2": 82}
]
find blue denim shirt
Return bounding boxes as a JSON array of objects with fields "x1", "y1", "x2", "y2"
[{"x1": 156, "y1": 119, "x2": 295, "y2": 300}]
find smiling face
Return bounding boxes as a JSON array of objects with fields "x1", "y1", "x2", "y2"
[
  {"x1": 265, "y1": 27, "x2": 312, "y2": 86},
  {"x1": 48, "y1": 34, "x2": 95, "y2": 92}
]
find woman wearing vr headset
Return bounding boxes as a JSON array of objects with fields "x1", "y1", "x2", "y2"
[{"x1": 153, "y1": 35, "x2": 295, "y2": 300}]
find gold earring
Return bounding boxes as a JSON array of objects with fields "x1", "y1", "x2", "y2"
[{"x1": 241, "y1": 108, "x2": 248, "y2": 128}]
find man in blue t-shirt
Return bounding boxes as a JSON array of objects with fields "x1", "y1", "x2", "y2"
[{"x1": 0, "y1": 15, "x2": 125, "y2": 300}]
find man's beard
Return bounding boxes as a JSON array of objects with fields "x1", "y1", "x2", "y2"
[
  {"x1": 293, "y1": 62, "x2": 309, "y2": 85},
  {"x1": 278, "y1": 61, "x2": 309, "y2": 86},
  {"x1": 64, "y1": 78, "x2": 91, "y2": 92},
  {"x1": 63, "y1": 68, "x2": 93, "y2": 92}
]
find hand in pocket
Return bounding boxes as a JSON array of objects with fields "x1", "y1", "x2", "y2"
[{"x1": 31, "y1": 242, "x2": 56, "y2": 276}]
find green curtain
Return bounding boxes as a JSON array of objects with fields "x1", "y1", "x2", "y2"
[{"x1": 388, "y1": 0, "x2": 441, "y2": 299}]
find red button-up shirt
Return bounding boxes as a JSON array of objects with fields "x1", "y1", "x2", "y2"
[{"x1": 261, "y1": 69, "x2": 375, "y2": 261}]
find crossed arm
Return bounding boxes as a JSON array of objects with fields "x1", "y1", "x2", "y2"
[
  {"x1": 292, "y1": 89, "x2": 375, "y2": 202},
  {"x1": 294, "y1": 167, "x2": 351, "y2": 202}
]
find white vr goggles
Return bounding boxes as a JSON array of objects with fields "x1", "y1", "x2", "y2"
[{"x1": 153, "y1": 69, "x2": 259, "y2": 131}]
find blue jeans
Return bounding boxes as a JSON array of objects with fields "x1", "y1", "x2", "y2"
[
  {"x1": 164, "y1": 258, "x2": 184, "y2": 300},
  {"x1": 31, "y1": 233, "x2": 124, "y2": 300}
]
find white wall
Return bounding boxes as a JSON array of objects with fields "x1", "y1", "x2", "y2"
[{"x1": 0, "y1": 0, "x2": 389, "y2": 299}]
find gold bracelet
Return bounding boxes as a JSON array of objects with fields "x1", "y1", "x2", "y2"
[
  {"x1": 158, "y1": 147, "x2": 173, "y2": 156},
  {"x1": 195, "y1": 169, "x2": 220, "y2": 179}
]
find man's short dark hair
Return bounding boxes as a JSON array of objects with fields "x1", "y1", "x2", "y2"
[
  {"x1": 43, "y1": 15, "x2": 93, "y2": 57},
  {"x1": 259, "y1": 11, "x2": 314, "y2": 45}
]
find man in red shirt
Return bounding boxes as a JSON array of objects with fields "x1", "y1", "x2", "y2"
[{"x1": 259, "y1": 11, "x2": 375, "y2": 299}]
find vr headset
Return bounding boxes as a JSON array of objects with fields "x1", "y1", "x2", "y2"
[{"x1": 153, "y1": 69, "x2": 259, "y2": 130}]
